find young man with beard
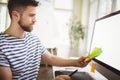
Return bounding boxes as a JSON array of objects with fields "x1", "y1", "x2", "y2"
[{"x1": 0, "y1": 0, "x2": 91, "y2": 80}]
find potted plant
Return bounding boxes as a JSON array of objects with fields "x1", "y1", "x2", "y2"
[{"x1": 68, "y1": 15, "x2": 84, "y2": 56}]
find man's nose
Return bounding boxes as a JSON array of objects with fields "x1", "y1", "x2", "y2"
[{"x1": 33, "y1": 17, "x2": 36, "y2": 23}]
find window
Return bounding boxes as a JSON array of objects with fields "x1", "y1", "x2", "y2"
[
  {"x1": 115, "y1": 0, "x2": 120, "y2": 11},
  {"x1": 53, "y1": 0, "x2": 73, "y2": 57},
  {"x1": 98, "y1": 0, "x2": 112, "y2": 18},
  {"x1": 54, "y1": 0, "x2": 73, "y2": 10},
  {"x1": 0, "y1": 1, "x2": 10, "y2": 32},
  {"x1": 87, "y1": 0, "x2": 99, "y2": 52},
  {"x1": 0, "y1": 0, "x2": 7, "y2": 3}
]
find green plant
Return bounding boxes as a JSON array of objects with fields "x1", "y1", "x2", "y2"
[
  {"x1": 69, "y1": 19, "x2": 84, "y2": 41},
  {"x1": 69, "y1": 16, "x2": 84, "y2": 42},
  {"x1": 68, "y1": 15, "x2": 85, "y2": 55}
]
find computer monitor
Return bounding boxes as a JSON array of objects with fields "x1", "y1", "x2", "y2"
[{"x1": 89, "y1": 10, "x2": 120, "y2": 80}]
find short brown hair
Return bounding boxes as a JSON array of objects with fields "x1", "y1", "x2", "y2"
[{"x1": 7, "y1": 0, "x2": 39, "y2": 18}]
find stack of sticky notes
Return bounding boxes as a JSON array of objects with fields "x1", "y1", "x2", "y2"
[
  {"x1": 91, "y1": 63, "x2": 96, "y2": 73},
  {"x1": 88, "y1": 47, "x2": 102, "y2": 59},
  {"x1": 85, "y1": 47, "x2": 102, "y2": 62}
]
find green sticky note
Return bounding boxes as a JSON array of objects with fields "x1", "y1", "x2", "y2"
[{"x1": 88, "y1": 47, "x2": 102, "y2": 58}]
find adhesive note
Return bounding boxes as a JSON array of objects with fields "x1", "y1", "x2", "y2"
[
  {"x1": 88, "y1": 47, "x2": 102, "y2": 59},
  {"x1": 91, "y1": 63, "x2": 96, "y2": 73}
]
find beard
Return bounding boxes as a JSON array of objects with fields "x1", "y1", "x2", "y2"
[{"x1": 18, "y1": 19, "x2": 33, "y2": 32}]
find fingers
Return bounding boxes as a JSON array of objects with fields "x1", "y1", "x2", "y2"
[
  {"x1": 79, "y1": 57, "x2": 86, "y2": 62},
  {"x1": 77, "y1": 57, "x2": 91, "y2": 67},
  {"x1": 84, "y1": 57, "x2": 92, "y2": 62},
  {"x1": 80, "y1": 56, "x2": 92, "y2": 63},
  {"x1": 54, "y1": 75, "x2": 70, "y2": 80}
]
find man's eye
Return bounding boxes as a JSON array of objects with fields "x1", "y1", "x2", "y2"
[{"x1": 29, "y1": 14, "x2": 35, "y2": 17}]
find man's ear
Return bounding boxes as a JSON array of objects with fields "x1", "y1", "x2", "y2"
[{"x1": 11, "y1": 11, "x2": 20, "y2": 21}]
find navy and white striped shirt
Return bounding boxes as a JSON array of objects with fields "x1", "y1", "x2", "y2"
[{"x1": 0, "y1": 32, "x2": 46, "y2": 80}]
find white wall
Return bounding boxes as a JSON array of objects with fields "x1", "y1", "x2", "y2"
[
  {"x1": 32, "y1": 0, "x2": 73, "y2": 58},
  {"x1": 80, "y1": 0, "x2": 90, "y2": 56},
  {"x1": 32, "y1": 0, "x2": 90, "y2": 57},
  {"x1": 32, "y1": 0, "x2": 58, "y2": 48}
]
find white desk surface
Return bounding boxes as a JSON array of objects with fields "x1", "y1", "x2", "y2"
[{"x1": 53, "y1": 65, "x2": 108, "y2": 80}]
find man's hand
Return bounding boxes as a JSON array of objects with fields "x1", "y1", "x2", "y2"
[
  {"x1": 76, "y1": 57, "x2": 91, "y2": 67},
  {"x1": 53, "y1": 75, "x2": 70, "y2": 80},
  {"x1": 0, "y1": 66, "x2": 12, "y2": 80}
]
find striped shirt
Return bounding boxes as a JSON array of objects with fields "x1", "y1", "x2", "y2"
[{"x1": 0, "y1": 32, "x2": 46, "y2": 80}]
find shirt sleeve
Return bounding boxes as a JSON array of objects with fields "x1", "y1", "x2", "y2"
[
  {"x1": 39, "y1": 42, "x2": 46, "y2": 55},
  {"x1": 37, "y1": 39, "x2": 46, "y2": 55},
  {"x1": 0, "y1": 50, "x2": 10, "y2": 67}
]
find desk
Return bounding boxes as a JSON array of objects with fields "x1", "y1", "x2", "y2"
[{"x1": 53, "y1": 65, "x2": 108, "y2": 80}]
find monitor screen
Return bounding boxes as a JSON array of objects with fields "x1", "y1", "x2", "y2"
[{"x1": 89, "y1": 11, "x2": 120, "y2": 73}]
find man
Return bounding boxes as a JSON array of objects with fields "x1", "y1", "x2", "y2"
[{"x1": 0, "y1": 0, "x2": 91, "y2": 80}]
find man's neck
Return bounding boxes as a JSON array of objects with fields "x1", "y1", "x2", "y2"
[{"x1": 4, "y1": 24, "x2": 26, "y2": 39}]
